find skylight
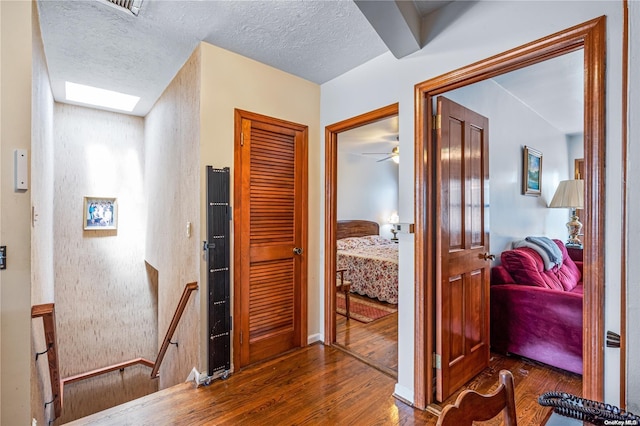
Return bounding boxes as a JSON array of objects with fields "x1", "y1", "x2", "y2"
[{"x1": 65, "y1": 82, "x2": 140, "y2": 113}]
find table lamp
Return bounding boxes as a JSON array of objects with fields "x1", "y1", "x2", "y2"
[{"x1": 549, "y1": 179, "x2": 584, "y2": 247}]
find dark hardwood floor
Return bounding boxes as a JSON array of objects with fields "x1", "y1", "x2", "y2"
[
  {"x1": 335, "y1": 299, "x2": 398, "y2": 376},
  {"x1": 67, "y1": 344, "x2": 581, "y2": 426}
]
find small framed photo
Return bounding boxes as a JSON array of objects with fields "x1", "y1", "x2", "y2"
[
  {"x1": 522, "y1": 146, "x2": 542, "y2": 196},
  {"x1": 83, "y1": 197, "x2": 117, "y2": 230}
]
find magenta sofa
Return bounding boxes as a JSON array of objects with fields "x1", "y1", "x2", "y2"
[{"x1": 490, "y1": 239, "x2": 583, "y2": 375}]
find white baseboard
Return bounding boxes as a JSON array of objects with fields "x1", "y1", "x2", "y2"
[
  {"x1": 307, "y1": 333, "x2": 323, "y2": 344},
  {"x1": 393, "y1": 383, "x2": 414, "y2": 407}
]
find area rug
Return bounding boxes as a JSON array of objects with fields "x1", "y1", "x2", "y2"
[{"x1": 336, "y1": 292, "x2": 397, "y2": 323}]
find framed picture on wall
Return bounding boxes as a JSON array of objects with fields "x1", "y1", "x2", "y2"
[
  {"x1": 83, "y1": 197, "x2": 117, "y2": 230},
  {"x1": 522, "y1": 146, "x2": 542, "y2": 196}
]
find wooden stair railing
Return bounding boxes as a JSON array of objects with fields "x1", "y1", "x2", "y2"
[
  {"x1": 151, "y1": 282, "x2": 199, "y2": 378},
  {"x1": 32, "y1": 303, "x2": 62, "y2": 420},
  {"x1": 31, "y1": 282, "x2": 198, "y2": 419},
  {"x1": 62, "y1": 358, "x2": 155, "y2": 385}
]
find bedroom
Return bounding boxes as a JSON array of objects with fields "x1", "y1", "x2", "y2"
[{"x1": 334, "y1": 113, "x2": 400, "y2": 375}]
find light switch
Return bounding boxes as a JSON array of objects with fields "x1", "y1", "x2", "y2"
[{"x1": 393, "y1": 223, "x2": 415, "y2": 234}]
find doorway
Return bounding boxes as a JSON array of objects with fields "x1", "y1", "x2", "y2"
[
  {"x1": 414, "y1": 17, "x2": 606, "y2": 408},
  {"x1": 324, "y1": 103, "x2": 399, "y2": 371},
  {"x1": 334, "y1": 115, "x2": 400, "y2": 376},
  {"x1": 233, "y1": 109, "x2": 308, "y2": 368},
  {"x1": 433, "y1": 49, "x2": 585, "y2": 401}
]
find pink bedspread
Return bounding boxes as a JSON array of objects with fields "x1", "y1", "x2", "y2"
[{"x1": 336, "y1": 236, "x2": 398, "y2": 304}]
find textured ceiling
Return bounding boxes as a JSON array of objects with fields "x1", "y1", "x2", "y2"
[
  {"x1": 36, "y1": 0, "x2": 582, "y2": 135},
  {"x1": 37, "y1": 0, "x2": 198, "y2": 115},
  {"x1": 197, "y1": 2, "x2": 389, "y2": 85},
  {"x1": 37, "y1": 0, "x2": 391, "y2": 116}
]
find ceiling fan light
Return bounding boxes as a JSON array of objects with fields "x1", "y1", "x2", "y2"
[{"x1": 392, "y1": 155, "x2": 399, "y2": 164}]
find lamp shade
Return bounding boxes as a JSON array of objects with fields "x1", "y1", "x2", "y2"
[{"x1": 549, "y1": 179, "x2": 584, "y2": 208}]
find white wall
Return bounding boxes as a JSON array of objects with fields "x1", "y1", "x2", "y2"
[
  {"x1": 30, "y1": 4, "x2": 55, "y2": 424},
  {"x1": 31, "y1": 0, "x2": 54, "y2": 310},
  {"x1": 0, "y1": 2, "x2": 32, "y2": 424},
  {"x1": 567, "y1": 133, "x2": 585, "y2": 176},
  {"x1": 321, "y1": 0, "x2": 624, "y2": 404},
  {"x1": 626, "y1": 0, "x2": 640, "y2": 412},
  {"x1": 53, "y1": 104, "x2": 157, "y2": 423},
  {"x1": 145, "y1": 48, "x2": 201, "y2": 390},
  {"x1": 337, "y1": 152, "x2": 398, "y2": 239},
  {"x1": 444, "y1": 79, "x2": 570, "y2": 254}
]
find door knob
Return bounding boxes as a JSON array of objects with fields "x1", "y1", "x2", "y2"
[
  {"x1": 481, "y1": 252, "x2": 495, "y2": 261},
  {"x1": 293, "y1": 247, "x2": 303, "y2": 255}
]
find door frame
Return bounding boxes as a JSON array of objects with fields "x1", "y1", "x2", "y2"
[
  {"x1": 323, "y1": 103, "x2": 399, "y2": 344},
  {"x1": 414, "y1": 17, "x2": 606, "y2": 408},
  {"x1": 233, "y1": 108, "x2": 309, "y2": 369}
]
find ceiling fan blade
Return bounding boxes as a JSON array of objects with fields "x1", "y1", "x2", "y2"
[
  {"x1": 362, "y1": 152, "x2": 389, "y2": 155},
  {"x1": 376, "y1": 156, "x2": 393, "y2": 162}
]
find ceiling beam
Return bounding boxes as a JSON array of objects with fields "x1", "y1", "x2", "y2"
[{"x1": 355, "y1": 0, "x2": 422, "y2": 59}]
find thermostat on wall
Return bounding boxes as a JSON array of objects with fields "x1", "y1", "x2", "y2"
[{"x1": 14, "y1": 149, "x2": 28, "y2": 191}]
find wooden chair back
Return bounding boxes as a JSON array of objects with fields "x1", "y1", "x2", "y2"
[{"x1": 436, "y1": 369, "x2": 517, "y2": 426}]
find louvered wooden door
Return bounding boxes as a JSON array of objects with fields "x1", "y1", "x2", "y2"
[
  {"x1": 435, "y1": 97, "x2": 491, "y2": 401},
  {"x1": 234, "y1": 109, "x2": 308, "y2": 368}
]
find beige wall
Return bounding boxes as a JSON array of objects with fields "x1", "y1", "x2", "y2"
[
  {"x1": 1, "y1": 7, "x2": 3, "y2": 417},
  {"x1": 199, "y1": 42, "x2": 321, "y2": 369},
  {"x1": 144, "y1": 48, "x2": 201, "y2": 389},
  {"x1": 1, "y1": 1, "x2": 33, "y2": 424},
  {"x1": 53, "y1": 104, "x2": 157, "y2": 423},
  {"x1": 30, "y1": 2, "x2": 55, "y2": 424}
]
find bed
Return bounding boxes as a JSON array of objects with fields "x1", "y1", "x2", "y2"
[{"x1": 336, "y1": 220, "x2": 398, "y2": 304}]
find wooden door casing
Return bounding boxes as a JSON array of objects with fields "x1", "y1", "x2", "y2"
[
  {"x1": 234, "y1": 109, "x2": 308, "y2": 369},
  {"x1": 323, "y1": 103, "x2": 400, "y2": 346},
  {"x1": 436, "y1": 97, "x2": 490, "y2": 402},
  {"x1": 415, "y1": 18, "x2": 606, "y2": 409}
]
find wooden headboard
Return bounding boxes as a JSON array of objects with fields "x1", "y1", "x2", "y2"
[{"x1": 336, "y1": 220, "x2": 379, "y2": 240}]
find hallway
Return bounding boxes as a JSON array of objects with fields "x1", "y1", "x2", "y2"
[{"x1": 67, "y1": 343, "x2": 581, "y2": 425}]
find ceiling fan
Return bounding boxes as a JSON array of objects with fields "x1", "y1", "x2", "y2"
[{"x1": 362, "y1": 146, "x2": 400, "y2": 163}]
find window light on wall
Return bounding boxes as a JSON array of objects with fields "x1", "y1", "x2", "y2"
[{"x1": 65, "y1": 82, "x2": 140, "y2": 112}]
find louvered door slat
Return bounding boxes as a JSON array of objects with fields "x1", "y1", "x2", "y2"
[
  {"x1": 249, "y1": 124, "x2": 296, "y2": 334},
  {"x1": 249, "y1": 259, "x2": 294, "y2": 339},
  {"x1": 235, "y1": 109, "x2": 308, "y2": 368},
  {"x1": 249, "y1": 130, "x2": 295, "y2": 247}
]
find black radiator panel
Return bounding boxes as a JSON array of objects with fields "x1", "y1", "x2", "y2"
[{"x1": 206, "y1": 166, "x2": 231, "y2": 376}]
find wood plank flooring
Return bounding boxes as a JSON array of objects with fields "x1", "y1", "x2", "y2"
[
  {"x1": 67, "y1": 344, "x2": 581, "y2": 426},
  {"x1": 335, "y1": 306, "x2": 398, "y2": 376}
]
